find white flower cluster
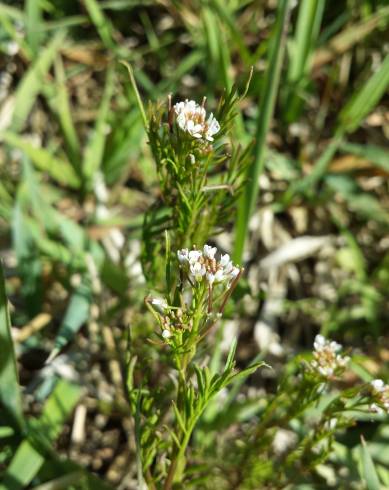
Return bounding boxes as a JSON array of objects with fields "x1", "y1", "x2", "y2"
[
  {"x1": 177, "y1": 244, "x2": 240, "y2": 285},
  {"x1": 174, "y1": 100, "x2": 220, "y2": 142},
  {"x1": 370, "y1": 379, "x2": 389, "y2": 414},
  {"x1": 310, "y1": 335, "x2": 350, "y2": 378}
]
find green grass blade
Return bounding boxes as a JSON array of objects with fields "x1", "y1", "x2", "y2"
[
  {"x1": 285, "y1": 0, "x2": 324, "y2": 121},
  {"x1": 339, "y1": 141, "x2": 389, "y2": 172},
  {"x1": 120, "y1": 61, "x2": 148, "y2": 131},
  {"x1": 233, "y1": 0, "x2": 291, "y2": 263},
  {"x1": 338, "y1": 54, "x2": 389, "y2": 133},
  {"x1": 83, "y1": 0, "x2": 116, "y2": 51},
  {"x1": 11, "y1": 30, "x2": 66, "y2": 132},
  {"x1": 47, "y1": 283, "x2": 92, "y2": 362},
  {"x1": 0, "y1": 440, "x2": 44, "y2": 490},
  {"x1": 1, "y1": 132, "x2": 80, "y2": 189},
  {"x1": 0, "y1": 8, "x2": 32, "y2": 60},
  {"x1": 0, "y1": 380, "x2": 81, "y2": 490},
  {"x1": 53, "y1": 56, "x2": 81, "y2": 169},
  {"x1": 0, "y1": 262, "x2": 24, "y2": 431},
  {"x1": 360, "y1": 436, "x2": 381, "y2": 490},
  {"x1": 82, "y1": 65, "x2": 114, "y2": 185},
  {"x1": 25, "y1": 0, "x2": 43, "y2": 57},
  {"x1": 36, "y1": 379, "x2": 82, "y2": 441}
]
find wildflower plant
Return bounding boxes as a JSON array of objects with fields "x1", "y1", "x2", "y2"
[
  {"x1": 143, "y1": 82, "x2": 252, "y2": 285},
  {"x1": 120, "y1": 79, "x2": 389, "y2": 487}
]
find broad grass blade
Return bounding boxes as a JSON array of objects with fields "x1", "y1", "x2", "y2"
[{"x1": 0, "y1": 262, "x2": 24, "y2": 431}]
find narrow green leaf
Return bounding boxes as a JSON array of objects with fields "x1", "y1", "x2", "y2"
[
  {"x1": 11, "y1": 30, "x2": 66, "y2": 132},
  {"x1": 83, "y1": 0, "x2": 116, "y2": 50},
  {"x1": 339, "y1": 141, "x2": 389, "y2": 172},
  {"x1": 1, "y1": 132, "x2": 80, "y2": 188},
  {"x1": 339, "y1": 54, "x2": 389, "y2": 133},
  {"x1": 0, "y1": 380, "x2": 81, "y2": 490},
  {"x1": 172, "y1": 401, "x2": 187, "y2": 435},
  {"x1": 360, "y1": 436, "x2": 381, "y2": 490},
  {"x1": 0, "y1": 440, "x2": 44, "y2": 490},
  {"x1": 48, "y1": 283, "x2": 91, "y2": 362},
  {"x1": 120, "y1": 61, "x2": 148, "y2": 131},
  {"x1": 25, "y1": 0, "x2": 43, "y2": 56},
  {"x1": 224, "y1": 338, "x2": 237, "y2": 373},
  {"x1": 0, "y1": 262, "x2": 24, "y2": 430},
  {"x1": 231, "y1": 362, "x2": 268, "y2": 382},
  {"x1": 30, "y1": 471, "x2": 85, "y2": 490},
  {"x1": 53, "y1": 56, "x2": 81, "y2": 168},
  {"x1": 234, "y1": 0, "x2": 291, "y2": 263},
  {"x1": 36, "y1": 379, "x2": 82, "y2": 441},
  {"x1": 83, "y1": 66, "x2": 114, "y2": 183}
]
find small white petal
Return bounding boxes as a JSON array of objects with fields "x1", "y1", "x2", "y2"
[
  {"x1": 206, "y1": 272, "x2": 215, "y2": 284},
  {"x1": 151, "y1": 298, "x2": 167, "y2": 313},
  {"x1": 188, "y1": 250, "x2": 202, "y2": 263},
  {"x1": 177, "y1": 249, "x2": 189, "y2": 263},
  {"x1": 371, "y1": 379, "x2": 385, "y2": 392},
  {"x1": 203, "y1": 244, "x2": 217, "y2": 259},
  {"x1": 220, "y1": 254, "x2": 230, "y2": 267}
]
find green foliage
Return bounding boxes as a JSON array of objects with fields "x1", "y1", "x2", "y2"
[
  {"x1": 0, "y1": 263, "x2": 24, "y2": 431},
  {"x1": 0, "y1": 1, "x2": 389, "y2": 489}
]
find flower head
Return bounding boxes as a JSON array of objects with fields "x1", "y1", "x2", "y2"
[
  {"x1": 177, "y1": 244, "x2": 240, "y2": 286},
  {"x1": 369, "y1": 379, "x2": 389, "y2": 414},
  {"x1": 174, "y1": 99, "x2": 220, "y2": 142},
  {"x1": 309, "y1": 335, "x2": 350, "y2": 378}
]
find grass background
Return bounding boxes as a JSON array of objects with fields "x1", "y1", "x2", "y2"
[{"x1": 0, "y1": 0, "x2": 389, "y2": 488}]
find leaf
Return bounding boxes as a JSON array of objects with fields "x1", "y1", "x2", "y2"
[
  {"x1": 25, "y1": 0, "x2": 44, "y2": 57},
  {"x1": 1, "y1": 132, "x2": 80, "y2": 188},
  {"x1": 360, "y1": 436, "x2": 381, "y2": 490},
  {"x1": 0, "y1": 380, "x2": 81, "y2": 490},
  {"x1": 0, "y1": 262, "x2": 24, "y2": 430},
  {"x1": 53, "y1": 56, "x2": 81, "y2": 168},
  {"x1": 313, "y1": 7, "x2": 389, "y2": 68},
  {"x1": 11, "y1": 30, "x2": 66, "y2": 132},
  {"x1": 339, "y1": 54, "x2": 389, "y2": 133},
  {"x1": 224, "y1": 338, "x2": 237, "y2": 373},
  {"x1": 230, "y1": 362, "x2": 268, "y2": 383},
  {"x1": 83, "y1": 0, "x2": 116, "y2": 50},
  {"x1": 339, "y1": 141, "x2": 389, "y2": 173},
  {"x1": 36, "y1": 379, "x2": 82, "y2": 441},
  {"x1": 234, "y1": 0, "x2": 291, "y2": 263},
  {"x1": 82, "y1": 66, "x2": 114, "y2": 184},
  {"x1": 0, "y1": 440, "x2": 44, "y2": 490},
  {"x1": 47, "y1": 283, "x2": 92, "y2": 362}
]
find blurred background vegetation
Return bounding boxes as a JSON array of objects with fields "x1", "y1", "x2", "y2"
[{"x1": 0, "y1": 0, "x2": 389, "y2": 488}]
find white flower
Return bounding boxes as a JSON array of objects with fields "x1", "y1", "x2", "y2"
[
  {"x1": 162, "y1": 329, "x2": 172, "y2": 339},
  {"x1": 230, "y1": 266, "x2": 240, "y2": 278},
  {"x1": 177, "y1": 248, "x2": 189, "y2": 263},
  {"x1": 206, "y1": 272, "x2": 215, "y2": 284},
  {"x1": 214, "y1": 269, "x2": 225, "y2": 283},
  {"x1": 205, "y1": 113, "x2": 220, "y2": 141},
  {"x1": 151, "y1": 298, "x2": 168, "y2": 314},
  {"x1": 190, "y1": 261, "x2": 206, "y2": 281},
  {"x1": 188, "y1": 250, "x2": 202, "y2": 263},
  {"x1": 370, "y1": 379, "x2": 389, "y2": 414},
  {"x1": 369, "y1": 403, "x2": 384, "y2": 414},
  {"x1": 174, "y1": 99, "x2": 220, "y2": 142},
  {"x1": 220, "y1": 254, "x2": 230, "y2": 267},
  {"x1": 177, "y1": 244, "x2": 241, "y2": 288},
  {"x1": 310, "y1": 335, "x2": 349, "y2": 378},
  {"x1": 371, "y1": 379, "x2": 385, "y2": 392},
  {"x1": 203, "y1": 244, "x2": 217, "y2": 259}
]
